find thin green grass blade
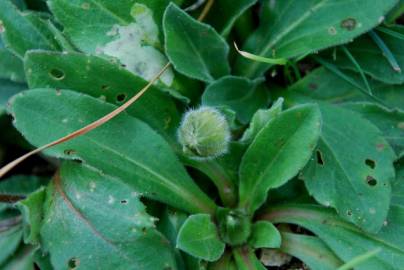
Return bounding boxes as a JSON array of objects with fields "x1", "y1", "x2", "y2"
[
  {"x1": 369, "y1": 30, "x2": 402, "y2": 73},
  {"x1": 340, "y1": 46, "x2": 373, "y2": 94}
]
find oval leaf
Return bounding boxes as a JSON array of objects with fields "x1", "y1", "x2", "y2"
[
  {"x1": 163, "y1": 3, "x2": 230, "y2": 82},
  {"x1": 176, "y1": 214, "x2": 225, "y2": 262},
  {"x1": 9, "y1": 89, "x2": 216, "y2": 214},
  {"x1": 239, "y1": 104, "x2": 321, "y2": 213},
  {"x1": 41, "y1": 162, "x2": 177, "y2": 270},
  {"x1": 302, "y1": 104, "x2": 396, "y2": 233}
]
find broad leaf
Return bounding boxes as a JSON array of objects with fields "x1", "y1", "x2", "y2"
[
  {"x1": 302, "y1": 104, "x2": 396, "y2": 232},
  {"x1": 239, "y1": 104, "x2": 321, "y2": 213},
  {"x1": 206, "y1": 0, "x2": 258, "y2": 36},
  {"x1": 280, "y1": 232, "x2": 343, "y2": 270},
  {"x1": 344, "y1": 102, "x2": 404, "y2": 157},
  {"x1": 10, "y1": 89, "x2": 216, "y2": 214},
  {"x1": 202, "y1": 76, "x2": 268, "y2": 123},
  {"x1": 329, "y1": 25, "x2": 404, "y2": 84},
  {"x1": 240, "y1": 97, "x2": 284, "y2": 144},
  {"x1": 176, "y1": 214, "x2": 225, "y2": 262},
  {"x1": 48, "y1": 0, "x2": 176, "y2": 87},
  {"x1": 24, "y1": 51, "x2": 180, "y2": 143},
  {"x1": 235, "y1": 0, "x2": 398, "y2": 78},
  {"x1": 41, "y1": 162, "x2": 177, "y2": 270},
  {"x1": 0, "y1": 0, "x2": 59, "y2": 58},
  {"x1": 249, "y1": 221, "x2": 281, "y2": 249},
  {"x1": 163, "y1": 3, "x2": 230, "y2": 82},
  {"x1": 263, "y1": 204, "x2": 404, "y2": 270}
]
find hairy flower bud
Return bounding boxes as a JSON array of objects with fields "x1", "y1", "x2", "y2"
[{"x1": 178, "y1": 107, "x2": 231, "y2": 160}]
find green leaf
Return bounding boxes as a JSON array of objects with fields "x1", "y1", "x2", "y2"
[
  {"x1": 249, "y1": 221, "x2": 281, "y2": 249},
  {"x1": 239, "y1": 104, "x2": 321, "y2": 213},
  {"x1": 263, "y1": 204, "x2": 404, "y2": 270},
  {"x1": 24, "y1": 51, "x2": 180, "y2": 143},
  {"x1": 302, "y1": 104, "x2": 396, "y2": 233},
  {"x1": 16, "y1": 187, "x2": 46, "y2": 245},
  {"x1": 344, "y1": 102, "x2": 404, "y2": 157},
  {"x1": 10, "y1": 89, "x2": 216, "y2": 214},
  {"x1": 235, "y1": 0, "x2": 398, "y2": 78},
  {"x1": 176, "y1": 214, "x2": 225, "y2": 262},
  {"x1": 202, "y1": 76, "x2": 268, "y2": 123},
  {"x1": 163, "y1": 3, "x2": 230, "y2": 82},
  {"x1": 280, "y1": 232, "x2": 343, "y2": 270},
  {"x1": 40, "y1": 162, "x2": 177, "y2": 270},
  {"x1": 0, "y1": 0, "x2": 59, "y2": 58},
  {"x1": 277, "y1": 67, "x2": 404, "y2": 110},
  {"x1": 233, "y1": 247, "x2": 266, "y2": 270},
  {"x1": 0, "y1": 212, "x2": 22, "y2": 265},
  {"x1": 0, "y1": 175, "x2": 48, "y2": 198},
  {"x1": 0, "y1": 38, "x2": 25, "y2": 82},
  {"x1": 48, "y1": 0, "x2": 176, "y2": 87},
  {"x1": 206, "y1": 0, "x2": 258, "y2": 36},
  {"x1": 328, "y1": 25, "x2": 404, "y2": 84},
  {"x1": 240, "y1": 97, "x2": 284, "y2": 144}
]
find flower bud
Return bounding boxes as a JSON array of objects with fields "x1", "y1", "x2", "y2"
[{"x1": 178, "y1": 107, "x2": 230, "y2": 160}]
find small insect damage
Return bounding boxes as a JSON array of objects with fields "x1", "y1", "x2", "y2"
[{"x1": 97, "y1": 3, "x2": 174, "y2": 86}]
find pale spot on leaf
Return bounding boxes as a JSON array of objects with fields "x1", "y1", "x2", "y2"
[{"x1": 98, "y1": 4, "x2": 174, "y2": 86}]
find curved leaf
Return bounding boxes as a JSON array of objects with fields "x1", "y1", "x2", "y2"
[
  {"x1": 163, "y1": 3, "x2": 230, "y2": 82},
  {"x1": 239, "y1": 104, "x2": 321, "y2": 213},
  {"x1": 302, "y1": 104, "x2": 396, "y2": 233},
  {"x1": 41, "y1": 162, "x2": 177, "y2": 270},
  {"x1": 176, "y1": 214, "x2": 225, "y2": 262},
  {"x1": 48, "y1": 0, "x2": 175, "y2": 87},
  {"x1": 0, "y1": 0, "x2": 59, "y2": 58},
  {"x1": 24, "y1": 51, "x2": 180, "y2": 143},
  {"x1": 9, "y1": 89, "x2": 216, "y2": 214}
]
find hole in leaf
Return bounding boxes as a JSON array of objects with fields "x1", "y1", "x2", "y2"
[
  {"x1": 316, "y1": 150, "x2": 324, "y2": 165},
  {"x1": 341, "y1": 18, "x2": 357, "y2": 31},
  {"x1": 366, "y1": 176, "x2": 377, "y2": 186},
  {"x1": 49, "y1": 68, "x2": 65, "y2": 80},
  {"x1": 116, "y1": 93, "x2": 127, "y2": 102},
  {"x1": 64, "y1": 149, "x2": 77, "y2": 156},
  {"x1": 346, "y1": 210, "x2": 352, "y2": 216},
  {"x1": 365, "y1": 159, "x2": 376, "y2": 169},
  {"x1": 68, "y1": 257, "x2": 80, "y2": 269},
  {"x1": 120, "y1": 199, "x2": 128, "y2": 204}
]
